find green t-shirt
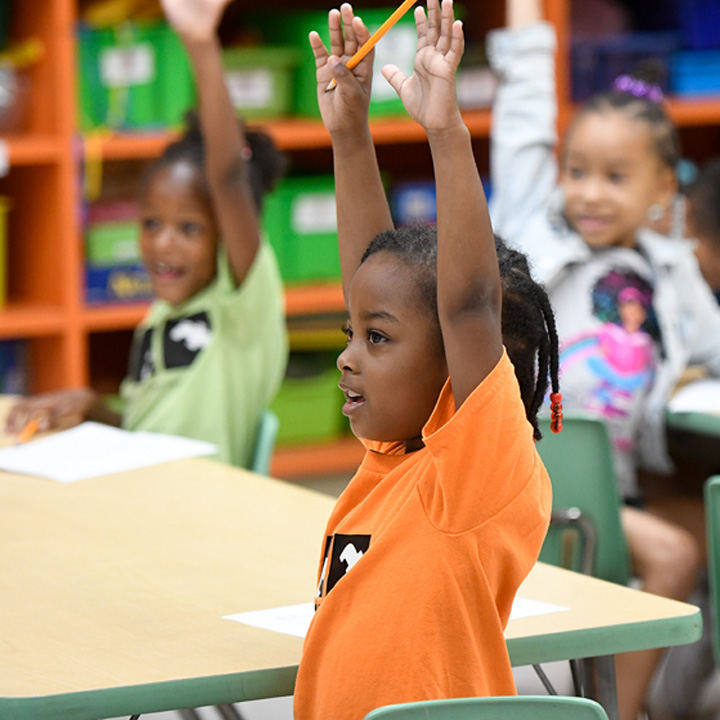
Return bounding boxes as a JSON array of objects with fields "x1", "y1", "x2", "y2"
[{"x1": 120, "y1": 243, "x2": 288, "y2": 468}]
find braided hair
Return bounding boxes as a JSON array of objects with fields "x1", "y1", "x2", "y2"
[
  {"x1": 139, "y1": 111, "x2": 288, "y2": 212},
  {"x1": 360, "y1": 225, "x2": 560, "y2": 440}
]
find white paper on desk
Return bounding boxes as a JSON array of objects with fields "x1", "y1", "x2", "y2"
[
  {"x1": 509, "y1": 597, "x2": 569, "y2": 621},
  {"x1": 667, "y1": 379, "x2": 720, "y2": 414},
  {"x1": 0, "y1": 422, "x2": 217, "y2": 482},
  {"x1": 224, "y1": 603, "x2": 314, "y2": 639},
  {"x1": 223, "y1": 597, "x2": 568, "y2": 639}
]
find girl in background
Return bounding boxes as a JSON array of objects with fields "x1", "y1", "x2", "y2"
[{"x1": 7, "y1": 0, "x2": 288, "y2": 469}]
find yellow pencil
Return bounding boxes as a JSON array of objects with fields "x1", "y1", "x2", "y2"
[
  {"x1": 326, "y1": 0, "x2": 419, "y2": 92},
  {"x1": 17, "y1": 417, "x2": 40, "y2": 445}
]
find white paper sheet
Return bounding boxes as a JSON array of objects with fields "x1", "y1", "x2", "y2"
[
  {"x1": 0, "y1": 421, "x2": 217, "y2": 482},
  {"x1": 223, "y1": 597, "x2": 569, "y2": 639},
  {"x1": 667, "y1": 379, "x2": 720, "y2": 415}
]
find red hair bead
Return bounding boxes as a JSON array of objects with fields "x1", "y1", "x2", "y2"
[{"x1": 550, "y1": 391, "x2": 563, "y2": 433}]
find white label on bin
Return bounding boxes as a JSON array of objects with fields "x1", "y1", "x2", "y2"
[
  {"x1": 0, "y1": 140, "x2": 8, "y2": 177},
  {"x1": 292, "y1": 193, "x2": 337, "y2": 234},
  {"x1": 225, "y1": 69, "x2": 274, "y2": 109},
  {"x1": 372, "y1": 25, "x2": 416, "y2": 101},
  {"x1": 100, "y1": 44, "x2": 155, "y2": 88}
]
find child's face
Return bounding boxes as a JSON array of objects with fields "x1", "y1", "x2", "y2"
[
  {"x1": 337, "y1": 253, "x2": 448, "y2": 450},
  {"x1": 561, "y1": 110, "x2": 675, "y2": 249},
  {"x1": 139, "y1": 161, "x2": 218, "y2": 306}
]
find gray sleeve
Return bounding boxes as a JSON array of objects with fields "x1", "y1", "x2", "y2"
[{"x1": 487, "y1": 22, "x2": 559, "y2": 244}]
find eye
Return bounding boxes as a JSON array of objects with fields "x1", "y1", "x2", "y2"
[
  {"x1": 567, "y1": 166, "x2": 584, "y2": 180},
  {"x1": 341, "y1": 322, "x2": 353, "y2": 342},
  {"x1": 141, "y1": 217, "x2": 160, "y2": 231},
  {"x1": 367, "y1": 330, "x2": 387, "y2": 345},
  {"x1": 181, "y1": 221, "x2": 203, "y2": 235},
  {"x1": 608, "y1": 172, "x2": 626, "y2": 184}
]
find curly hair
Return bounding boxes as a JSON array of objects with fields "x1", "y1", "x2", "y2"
[{"x1": 139, "y1": 111, "x2": 288, "y2": 212}]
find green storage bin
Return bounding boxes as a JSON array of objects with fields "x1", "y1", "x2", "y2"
[
  {"x1": 248, "y1": 8, "x2": 417, "y2": 118},
  {"x1": 270, "y1": 353, "x2": 344, "y2": 446},
  {"x1": 261, "y1": 175, "x2": 340, "y2": 284},
  {"x1": 77, "y1": 21, "x2": 195, "y2": 131},
  {"x1": 222, "y1": 46, "x2": 300, "y2": 120},
  {"x1": 86, "y1": 221, "x2": 141, "y2": 266}
]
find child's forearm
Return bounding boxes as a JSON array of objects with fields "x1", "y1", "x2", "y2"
[
  {"x1": 183, "y1": 35, "x2": 260, "y2": 279},
  {"x1": 506, "y1": 0, "x2": 543, "y2": 28},
  {"x1": 428, "y1": 124, "x2": 499, "y2": 313},
  {"x1": 331, "y1": 128, "x2": 394, "y2": 298}
]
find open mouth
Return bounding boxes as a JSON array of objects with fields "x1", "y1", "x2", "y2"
[
  {"x1": 340, "y1": 387, "x2": 366, "y2": 416},
  {"x1": 151, "y1": 261, "x2": 184, "y2": 280}
]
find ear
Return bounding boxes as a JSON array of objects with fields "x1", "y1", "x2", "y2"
[{"x1": 654, "y1": 165, "x2": 678, "y2": 209}]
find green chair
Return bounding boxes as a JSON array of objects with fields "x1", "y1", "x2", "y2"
[
  {"x1": 704, "y1": 475, "x2": 720, "y2": 664},
  {"x1": 536, "y1": 414, "x2": 631, "y2": 586},
  {"x1": 250, "y1": 409, "x2": 279, "y2": 475},
  {"x1": 363, "y1": 695, "x2": 610, "y2": 719}
]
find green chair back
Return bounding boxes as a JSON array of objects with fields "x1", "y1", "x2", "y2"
[
  {"x1": 250, "y1": 409, "x2": 279, "y2": 475},
  {"x1": 363, "y1": 695, "x2": 610, "y2": 719},
  {"x1": 704, "y1": 475, "x2": 720, "y2": 664},
  {"x1": 536, "y1": 414, "x2": 631, "y2": 586}
]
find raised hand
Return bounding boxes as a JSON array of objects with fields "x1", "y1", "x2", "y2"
[
  {"x1": 159, "y1": 0, "x2": 231, "y2": 43},
  {"x1": 309, "y1": 3, "x2": 374, "y2": 136},
  {"x1": 382, "y1": 0, "x2": 464, "y2": 134}
]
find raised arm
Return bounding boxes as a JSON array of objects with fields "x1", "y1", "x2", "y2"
[
  {"x1": 487, "y1": 0, "x2": 558, "y2": 244},
  {"x1": 310, "y1": 4, "x2": 394, "y2": 301},
  {"x1": 384, "y1": 0, "x2": 502, "y2": 408},
  {"x1": 160, "y1": 0, "x2": 260, "y2": 285}
]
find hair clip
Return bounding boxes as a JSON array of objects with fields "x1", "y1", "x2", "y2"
[
  {"x1": 612, "y1": 74, "x2": 664, "y2": 104},
  {"x1": 550, "y1": 391, "x2": 563, "y2": 433}
]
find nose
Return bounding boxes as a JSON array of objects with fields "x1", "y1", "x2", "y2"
[
  {"x1": 337, "y1": 343, "x2": 356, "y2": 373},
  {"x1": 155, "y1": 228, "x2": 180, "y2": 256},
  {"x1": 580, "y1": 175, "x2": 604, "y2": 204}
]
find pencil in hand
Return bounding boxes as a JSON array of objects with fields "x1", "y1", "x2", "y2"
[
  {"x1": 16, "y1": 417, "x2": 40, "y2": 445},
  {"x1": 325, "y1": 0, "x2": 419, "y2": 92}
]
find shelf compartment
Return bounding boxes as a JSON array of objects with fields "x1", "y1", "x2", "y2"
[
  {"x1": 89, "y1": 109, "x2": 492, "y2": 160},
  {"x1": 0, "y1": 304, "x2": 65, "y2": 337},
  {"x1": 667, "y1": 97, "x2": 720, "y2": 127},
  {"x1": 270, "y1": 436, "x2": 364, "y2": 479},
  {"x1": 82, "y1": 302, "x2": 150, "y2": 331},
  {"x1": 5, "y1": 136, "x2": 63, "y2": 165},
  {"x1": 285, "y1": 283, "x2": 345, "y2": 317}
]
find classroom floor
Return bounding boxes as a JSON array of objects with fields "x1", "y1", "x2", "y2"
[{"x1": 105, "y1": 472, "x2": 720, "y2": 720}]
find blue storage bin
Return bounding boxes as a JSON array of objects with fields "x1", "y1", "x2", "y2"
[
  {"x1": 677, "y1": 0, "x2": 720, "y2": 49},
  {"x1": 391, "y1": 181, "x2": 437, "y2": 226},
  {"x1": 85, "y1": 264, "x2": 153, "y2": 304},
  {"x1": 570, "y1": 32, "x2": 680, "y2": 103},
  {"x1": 672, "y1": 50, "x2": 720, "y2": 95}
]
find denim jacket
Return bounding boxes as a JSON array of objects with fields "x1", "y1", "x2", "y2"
[{"x1": 487, "y1": 22, "x2": 720, "y2": 475}]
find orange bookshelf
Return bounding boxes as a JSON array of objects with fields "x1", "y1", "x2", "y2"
[{"x1": 4, "y1": 0, "x2": 720, "y2": 477}]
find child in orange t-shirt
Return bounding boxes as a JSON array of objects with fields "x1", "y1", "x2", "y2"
[{"x1": 293, "y1": 3, "x2": 561, "y2": 719}]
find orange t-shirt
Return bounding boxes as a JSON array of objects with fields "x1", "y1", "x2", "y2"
[{"x1": 293, "y1": 352, "x2": 552, "y2": 720}]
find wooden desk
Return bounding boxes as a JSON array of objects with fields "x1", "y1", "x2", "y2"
[{"x1": 0, "y1": 458, "x2": 701, "y2": 720}]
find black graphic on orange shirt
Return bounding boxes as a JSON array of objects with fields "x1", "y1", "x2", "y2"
[{"x1": 316, "y1": 533, "x2": 371, "y2": 601}]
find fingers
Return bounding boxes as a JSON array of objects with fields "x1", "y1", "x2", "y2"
[
  {"x1": 309, "y1": 30, "x2": 330, "y2": 69},
  {"x1": 328, "y1": 8, "x2": 345, "y2": 58},
  {"x1": 436, "y1": 0, "x2": 455, "y2": 54},
  {"x1": 381, "y1": 63, "x2": 408, "y2": 97},
  {"x1": 414, "y1": 5, "x2": 428, "y2": 51},
  {"x1": 425, "y1": 0, "x2": 441, "y2": 46},
  {"x1": 340, "y1": 4, "x2": 359, "y2": 56},
  {"x1": 446, "y1": 19, "x2": 465, "y2": 68}
]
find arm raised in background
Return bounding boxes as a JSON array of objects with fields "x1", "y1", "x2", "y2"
[
  {"x1": 160, "y1": 0, "x2": 261, "y2": 285},
  {"x1": 310, "y1": 4, "x2": 394, "y2": 301},
  {"x1": 383, "y1": 0, "x2": 503, "y2": 408},
  {"x1": 488, "y1": 0, "x2": 558, "y2": 244}
]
